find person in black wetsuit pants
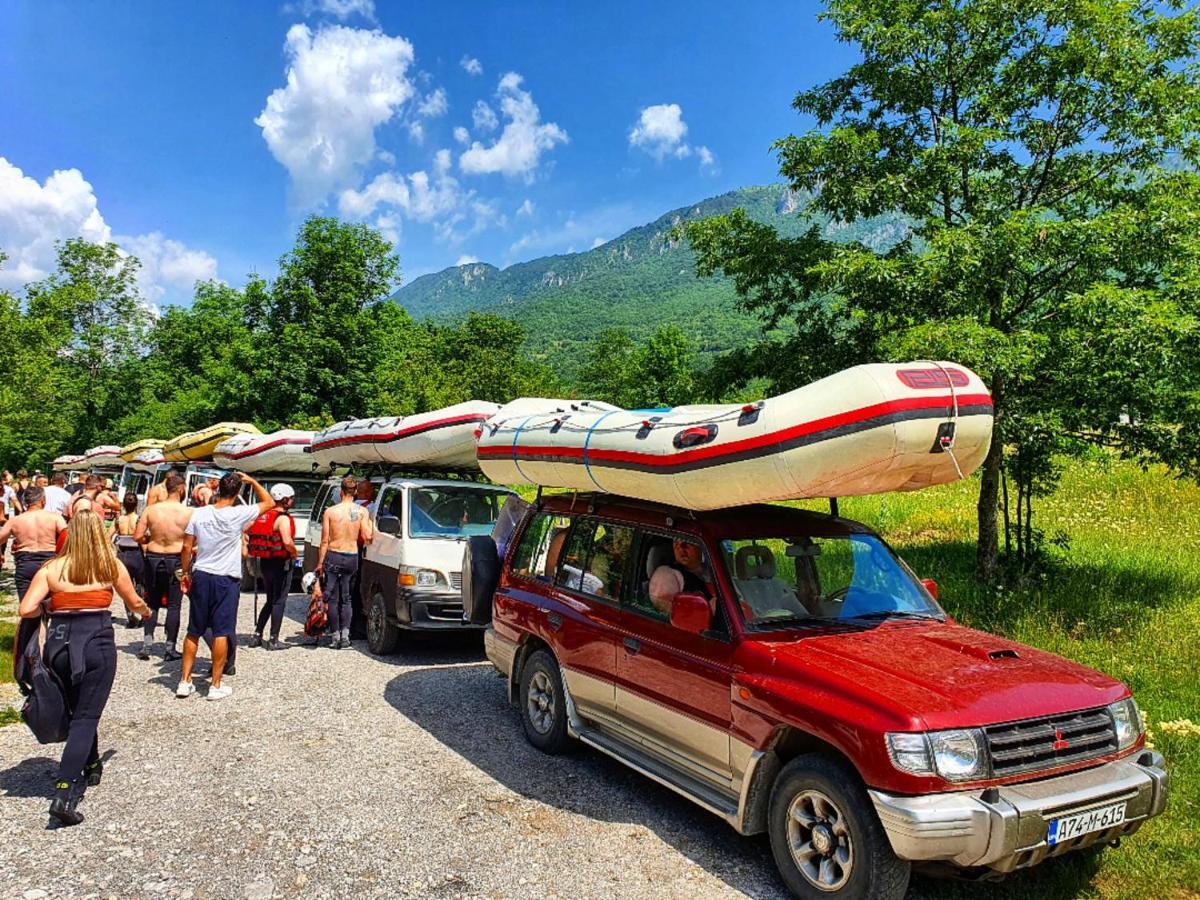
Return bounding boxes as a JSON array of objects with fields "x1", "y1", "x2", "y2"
[
  {"x1": 248, "y1": 483, "x2": 298, "y2": 651},
  {"x1": 18, "y1": 510, "x2": 152, "y2": 826},
  {"x1": 0, "y1": 487, "x2": 67, "y2": 601},
  {"x1": 134, "y1": 473, "x2": 192, "y2": 662}
]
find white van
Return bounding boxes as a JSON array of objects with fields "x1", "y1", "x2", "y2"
[{"x1": 302, "y1": 475, "x2": 515, "y2": 654}]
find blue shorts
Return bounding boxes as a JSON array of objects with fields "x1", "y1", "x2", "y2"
[{"x1": 187, "y1": 570, "x2": 240, "y2": 638}]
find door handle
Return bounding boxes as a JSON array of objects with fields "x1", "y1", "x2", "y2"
[
  {"x1": 623, "y1": 637, "x2": 641, "y2": 654},
  {"x1": 546, "y1": 611, "x2": 563, "y2": 631}
]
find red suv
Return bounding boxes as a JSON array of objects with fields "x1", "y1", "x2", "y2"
[{"x1": 463, "y1": 494, "x2": 1168, "y2": 899}]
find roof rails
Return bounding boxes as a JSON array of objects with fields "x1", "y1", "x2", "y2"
[
  {"x1": 533, "y1": 488, "x2": 697, "y2": 519},
  {"x1": 342, "y1": 462, "x2": 494, "y2": 484}
]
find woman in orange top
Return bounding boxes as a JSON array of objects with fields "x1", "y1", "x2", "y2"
[{"x1": 20, "y1": 510, "x2": 151, "y2": 826}]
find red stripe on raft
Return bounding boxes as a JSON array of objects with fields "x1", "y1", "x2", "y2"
[
  {"x1": 478, "y1": 393, "x2": 993, "y2": 468},
  {"x1": 220, "y1": 437, "x2": 311, "y2": 459},
  {"x1": 311, "y1": 413, "x2": 491, "y2": 452}
]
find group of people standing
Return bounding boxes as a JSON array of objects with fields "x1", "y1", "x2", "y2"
[{"x1": 5, "y1": 465, "x2": 307, "y2": 826}]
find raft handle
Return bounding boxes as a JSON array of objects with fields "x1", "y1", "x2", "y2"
[{"x1": 673, "y1": 424, "x2": 718, "y2": 450}]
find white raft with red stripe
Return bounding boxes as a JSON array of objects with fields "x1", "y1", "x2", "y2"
[
  {"x1": 82, "y1": 445, "x2": 125, "y2": 469},
  {"x1": 476, "y1": 362, "x2": 994, "y2": 510},
  {"x1": 52, "y1": 454, "x2": 85, "y2": 472},
  {"x1": 310, "y1": 401, "x2": 501, "y2": 469},
  {"x1": 127, "y1": 449, "x2": 167, "y2": 473},
  {"x1": 213, "y1": 429, "x2": 327, "y2": 474}
]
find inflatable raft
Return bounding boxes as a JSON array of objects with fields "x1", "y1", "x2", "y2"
[
  {"x1": 52, "y1": 454, "x2": 84, "y2": 472},
  {"x1": 163, "y1": 422, "x2": 260, "y2": 463},
  {"x1": 310, "y1": 401, "x2": 500, "y2": 469},
  {"x1": 213, "y1": 430, "x2": 327, "y2": 474},
  {"x1": 477, "y1": 362, "x2": 994, "y2": 510},
  {"x1": 127, "y1": 449, "x2": 167, "y2": 473},
  {"x1": 119, "y1": 439, "x2": 166, "y2": 462},
  {"x1": 82, "y1": 445, "x2": 125, "y2": 469}
]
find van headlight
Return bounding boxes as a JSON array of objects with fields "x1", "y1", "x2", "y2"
[
  {"x1": 398, "y1": 567, "x2": 443, "y2": 588},
  {"x1": 1108, "y1": 698, "x2": 1143, "y2": 750},
  {"x1": 886, "y1": 729, "x2": 988, "y2": 782}
]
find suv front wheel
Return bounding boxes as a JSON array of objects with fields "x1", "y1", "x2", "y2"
[
  {"x1": 768, "y1": 754, "x2": 909, "y2": 900},
  {"x1": 519, "y1": 649, "x2": 570, "y2": 753}
]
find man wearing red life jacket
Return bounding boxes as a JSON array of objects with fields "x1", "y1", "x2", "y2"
[{"x1": 248, "y1": 484, "x2": 297, "y2": 651}]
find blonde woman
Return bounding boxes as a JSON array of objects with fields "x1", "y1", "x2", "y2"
[{"x1": 20, "y1": 510, "x2": 151, "y2": 827}]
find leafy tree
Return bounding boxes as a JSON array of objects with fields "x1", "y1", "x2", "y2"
[
  {"x1": 578, "y1": 326, "x2": 697, "y2": 408},
  {"x1": 683, "y1": 0, "x2": 1200, "y2": 578}
]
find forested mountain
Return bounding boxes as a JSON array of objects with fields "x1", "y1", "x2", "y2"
[{"x1": 391, "y1": 185, "x2": 907, "y2": 376}]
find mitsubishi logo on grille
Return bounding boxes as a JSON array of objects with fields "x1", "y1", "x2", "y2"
[{"x1": 1052, "y1": 727, "x2": 1070, "y2": 752}]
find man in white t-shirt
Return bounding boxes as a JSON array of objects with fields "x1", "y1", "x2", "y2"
[
  {"x1": 176, "y1": 472, "x2": 274, "y2": 700},
  {"x1": 42, "y1": 473, "x2": 73, "y2": 515}
]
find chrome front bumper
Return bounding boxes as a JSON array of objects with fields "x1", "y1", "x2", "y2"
[{"x1": 870, "y1": 751, "x2": 1168, "y2": 873}]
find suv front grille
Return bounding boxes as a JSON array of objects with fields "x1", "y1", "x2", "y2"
[
  {"x1": 449, "y1": 571, "x2": 462, "y2": 591},
  {"x1": 985, "y1": 708, "x2": 1117, "y2": 777}
]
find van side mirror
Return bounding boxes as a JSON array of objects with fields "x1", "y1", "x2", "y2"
[
  {"x1": 377, "y1": 515, "x2": 401, "y2": 536},
  {"x1": 921, "y1": 578, "x2": 939, "y2": 600},
  {"x1": 670, "y1": 592, "x2": 712, "y2": 635}
]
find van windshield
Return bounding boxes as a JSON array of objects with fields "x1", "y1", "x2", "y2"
[
  {"x1": 721, "y1": 534, "x2": 943, "y2": 629},
  {"x1": 409, "y1": 486, "x2": 514, "y2": 538}
]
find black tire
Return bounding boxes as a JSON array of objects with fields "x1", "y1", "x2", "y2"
[
  {"x1": 518, "y1": 649, "x2": 570, "y2": 754},
  {"x1": 461, "y1": 536, "x2": 500, "y2": 625},
  {"x1": 366, "y1": 591, "x2": 400, "y2": 655},
  {"x1": 767, "y1": 754, "x2": 909, "y2": 900}
]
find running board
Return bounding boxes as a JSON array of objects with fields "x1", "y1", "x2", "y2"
[{"x1": 575, "y1": 725, "x2": 740, "y2": 826}]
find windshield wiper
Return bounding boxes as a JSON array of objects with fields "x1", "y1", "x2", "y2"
[{"x1": 844, "y1": 610, "x2": 942, "y2": 622}]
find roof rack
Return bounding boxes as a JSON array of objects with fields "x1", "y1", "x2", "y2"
[
  {"x1": 533, "y1": 488, "x2": 697, "y2": 519},
  {"x1": 342, "y1": 462, "x2": 494, "y2": 484}
]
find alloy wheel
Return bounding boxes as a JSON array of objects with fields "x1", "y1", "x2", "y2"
[{"x1": 786, "y1": 789, "x2": 854, "y2": 892}]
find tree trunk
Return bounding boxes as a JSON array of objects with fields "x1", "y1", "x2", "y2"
[{"x1": 975, "y1": 375, "x2": 1005, "y2": 582}]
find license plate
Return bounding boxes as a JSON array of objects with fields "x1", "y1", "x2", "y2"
[{"x1": 1047, "y1": 802, "x2": 1127, "y2": 846}]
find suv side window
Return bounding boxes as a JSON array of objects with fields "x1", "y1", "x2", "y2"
[
  {"x1": 511, "y1": 512, "x2": 571, "y2": 582},
  {"x1": 376, "y1": 486, "x2": 403, "y2": 527},
  {"x1": 553, "y1": 518, "x2": 635, "y2": 603},
  {"x1": 629, "y1": 531, "x2": 728, "y2": 638}
]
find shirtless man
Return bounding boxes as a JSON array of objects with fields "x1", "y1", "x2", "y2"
[
  {"x1": 134, "y1": 473, "x2": 193, "y2": 660},
  {"x1": 317, "y1": 475, "x2": 374, "y2": 649},
  {"x1": 67, "y1": 475, "x2": 122, "y2": 521},
  {"x1": 144, "y1": 469, "x2": 178, "y2": 507},
  {"x1": 191, "y1": 476, "x2": 219, "y2": 508},
  {"x1": 0, "y1": 487, "x2": 67, "y2": 601}
]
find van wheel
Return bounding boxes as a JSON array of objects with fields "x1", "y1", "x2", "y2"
[
  {"x1": 519, "y1": 649, "x2": 569, "y2": 754},
  {"x1": 768, "y1": 755, "x2": 909, "y2": 900},
  {"x1": 366, "y1": 592, "x2": 400, "y2": 655}
]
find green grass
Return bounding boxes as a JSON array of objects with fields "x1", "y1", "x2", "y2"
[{"x1": 791, "y1": 456, "x2": 1200, "y2": 899}]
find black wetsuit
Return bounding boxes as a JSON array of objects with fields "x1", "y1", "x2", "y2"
[
  {"x1": 323, "y1": 551, "x2": 358, "y2": 639},
  {"x1": 14, "y1": 550, "x2": 55, "y2": 602},
  {"x1": 254, "y1": 557, "x2": 291, "y2": 640},
  {"x1": 142, "y1": 551, "x2": 182, "y2": 649},
  {"x1": 44, "y1": 610, "x2": 117, "y2": 785}
]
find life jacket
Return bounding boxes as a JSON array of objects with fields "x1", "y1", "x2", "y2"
[{"x1": 246, "y1": 509, "x2": 294, "y2": 559}]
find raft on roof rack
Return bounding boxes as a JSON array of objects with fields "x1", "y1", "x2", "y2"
[
  {"x1": 214, "y1": 429, "x2": 329, "y2": 475},
  {"x1": 310, "y1": 401, "x2": 501, "y2": 469},
  {"x1": 52, "y1": 454, "x2": 85, "y2": 472},
  {"x1": 82, "y1": 445, "x2": 125, "y2": 469},
  {"x1": 119, "y1": 439, "x2": 166, "y2": 462},
  {"x1": 163, "y1": 422, "x2": 260, "y2": 463},
  {"x1": 477, "y1": 362, "x2": 994, "y2": 511},
  {"x1": 127, "y1": 449, "x2": 168, "y2": 473}
]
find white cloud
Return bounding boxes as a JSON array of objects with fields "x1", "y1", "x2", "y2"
[
  {"x1": 117, "y1": 232, "x2": 220, "y2": 303},
  {"x1": 418, "y1": 87, "x2": 448, "y2": 118},
  {"x1": 255, "y1": 24, "x2": 415, "y2": 205},
  {"x1": 377, "y1": 149, "x2": 396, "y2": 165},
  {"x1": 460, "y1": 56, "x2": 482, "y2": 76},
  {"x1": 0, "y1": 157, "x2": 217, "y2": 303},
  {"x1": 471, "y1": 100, "x2": 498, "y2": 132},
  {"x1": 628, "y1": 103, "x2": 717, "y2": 171},
  {"x1": 517, "y1": 198, "x2": 534, "y2": 217},
  {"x1": 459, "y1": 73, "x2": 568, "y2": 181},
  {"x1": 453, "y1": 126, "x2": 470, "y2": 145},
  {"x1": 455, "y1": 254, "x2": 480, "y2": 266},
  {"x1": 407, "y1": 121, "x2": 425, "y2": 143},
  {"x1": 288, "y1": 0, "x2": 376, "y2": 21},
  {"x1": 506, "y1": 201, "x2": 646, "y2": 262},
  {"x1": 590, "y1": 237, "x2": 607, "y2": 249}
]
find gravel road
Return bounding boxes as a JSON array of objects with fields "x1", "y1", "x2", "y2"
[{"x1": 0, "y1": 568, "x2": 1092, "y2": 900}]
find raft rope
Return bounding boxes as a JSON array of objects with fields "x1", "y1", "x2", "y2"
[
  {"x1": 510, "y1": 415, "x2": 538, "y2": 484},
  {"x1": 582, "y1": 410, "x2": 619, "y2": 491},
  {"x1": 925, "y1": 360, "x2": 964, "y2": 480}
]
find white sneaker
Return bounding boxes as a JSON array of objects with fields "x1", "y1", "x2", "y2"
[
  {"x1": 207, "y1": 684, "x2": 233, "y2": 701},
  {"x1": 175, "y1": 680, "x2": 196, "y2": 699}
]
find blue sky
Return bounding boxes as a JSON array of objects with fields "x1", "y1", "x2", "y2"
[{"x1": 0, "y1": 1, "x2": 853, "y2": 305}]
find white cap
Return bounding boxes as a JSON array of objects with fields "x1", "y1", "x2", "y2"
[{"x1": 270, "y1": 483, "x2": 295, "y2": 501}]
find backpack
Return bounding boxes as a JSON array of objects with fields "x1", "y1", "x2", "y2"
[{"x1": 304, "y1": 590, "x2": 327, "y2": 637}]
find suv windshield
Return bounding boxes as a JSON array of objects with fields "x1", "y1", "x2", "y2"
[
  {"x1": 286, "y1": 481, "x2": 324, "y2": 516},
  {"x1": 410, "y1": 486, "x2": 513, "y2": 538},
  {"x1": 721, "y1": 533, "x2": 942, "y2": 629}
]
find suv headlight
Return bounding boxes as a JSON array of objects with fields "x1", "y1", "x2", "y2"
[
  {"x1": 886, "y1": 729, "x2": 988, "y2": 782},
  {"x1": 1108, "y1": 698, "x2": 1143, "y2": 751}
]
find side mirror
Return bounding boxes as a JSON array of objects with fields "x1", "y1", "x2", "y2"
[
  {"x1": 921, "y1": 578, "x2": 939, "y2": 600},
  {"x1": 670, "y1": 592, "x2": 712, "y2": 635},
  {"x1": 377, "y1": 515, "x2": 401, "y2": 536}
]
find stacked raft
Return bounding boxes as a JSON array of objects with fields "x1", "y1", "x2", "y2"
[{"x1": 476, "y1": 362, "x2": 993, "y2": 510}]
